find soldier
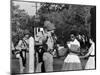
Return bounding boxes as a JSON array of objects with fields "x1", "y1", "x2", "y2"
[{"x1": 43, "y1": 49, "x2": 53, "y2": 72}]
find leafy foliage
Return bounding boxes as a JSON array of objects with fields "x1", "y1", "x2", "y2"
[
  {"x1": 11, "y1": 2, "x2": 95, "y2": 45},
  {"x1": 11, "y1": 2, "x2": 34, "y2": 45},
  {"x1": 37, "y1": 3, "x2": 92, "y2": 43}
]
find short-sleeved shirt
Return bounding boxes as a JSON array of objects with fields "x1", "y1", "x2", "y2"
[{"x1": 67, "y1": 39, "x2": 80, "y2": 51}]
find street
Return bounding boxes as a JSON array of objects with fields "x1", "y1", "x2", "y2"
[{"x1": 11, "y1": 55, "x2": 88, "y2": 74}]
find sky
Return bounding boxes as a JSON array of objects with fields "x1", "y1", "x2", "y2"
[{"x1": 13, "y1": 1, "x2": 40, "y2": 16}]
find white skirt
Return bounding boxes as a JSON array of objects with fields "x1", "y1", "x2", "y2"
[
  {"x1": 85, "y1": 57, "x2": 95, "y2": 69},
  {"x1": 64, "y1": 53, "x2": 81, "y2": 63},
  {"x1": 62, "y1": 53, "x2": 82, "y2": 71}
]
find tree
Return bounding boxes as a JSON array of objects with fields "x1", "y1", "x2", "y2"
[
  {"x1": 37, "y1": 3, "x2": 92, "y2": 42},
  {"x1": 11, "y1": 2, "x2": 32, "y2": 45}
]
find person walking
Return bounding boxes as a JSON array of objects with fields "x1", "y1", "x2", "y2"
[{"x1": 62, "y1": 34, "x2": 82, "y2": 71}]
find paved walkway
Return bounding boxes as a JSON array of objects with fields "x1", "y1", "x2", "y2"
[{"x1": 11, "y1": 55, "x2": 88, "y2": 74}]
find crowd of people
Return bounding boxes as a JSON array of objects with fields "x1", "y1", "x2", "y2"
[{"x1": 11, "y1": 20, "x2": 95, "y2": 73}]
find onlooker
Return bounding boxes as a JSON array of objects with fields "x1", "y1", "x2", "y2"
[
  {"x1": 16, "y1": 34, "x2": 29, "y2": 73},
  {"x1": 80, "y1": 39, "x2": 95, "y2": 69}
]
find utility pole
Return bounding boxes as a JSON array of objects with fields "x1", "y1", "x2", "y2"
[{"x1": 36, "y1": 2, "x2": 37, "y2": 15}]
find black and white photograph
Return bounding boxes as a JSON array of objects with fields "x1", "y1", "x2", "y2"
[{"x1": 11, "y1": 0, "x2": 96, "y2": 74}]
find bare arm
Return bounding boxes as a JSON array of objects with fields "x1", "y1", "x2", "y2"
[{"x1": 80, "y1": 44, "x2": 93, "y2": 58}]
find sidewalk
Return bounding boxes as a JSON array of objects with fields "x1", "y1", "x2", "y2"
[{"x1": 11, "y1": 56, "x2": 88, "y2": 73}]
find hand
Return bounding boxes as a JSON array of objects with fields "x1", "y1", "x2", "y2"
[{"x1": 16, "y1": 54, "x2": 20, "y2": 58}]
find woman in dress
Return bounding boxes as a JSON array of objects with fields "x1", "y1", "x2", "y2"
[
  {"x1": 80, "y1": 39, "x2": 95, "y2": 69},
  {"x1": 62, "y1": 34, "x2": 82, "y2": 71}
]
